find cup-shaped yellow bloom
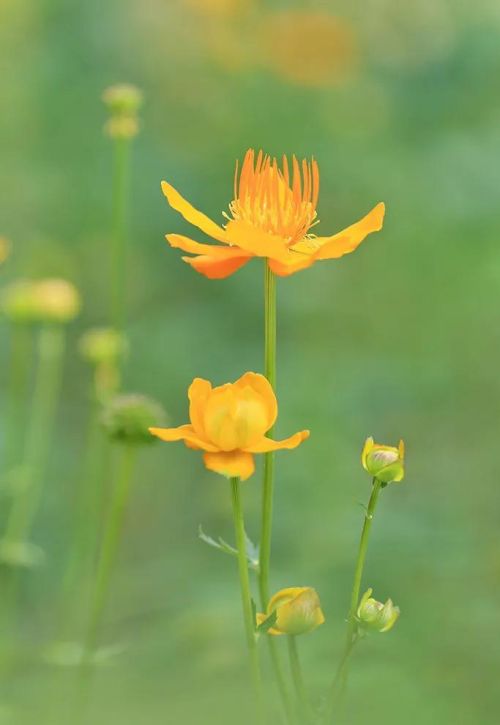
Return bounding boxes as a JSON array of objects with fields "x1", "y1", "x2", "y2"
[
  {"x1": 356, "y1": 588, "x2": 400, "y2": 633},
  {"x1": 361, "y1": 437, "x2": 405, "y2": 484},
  {"x1": 149, "y1": 372, "x2": 309, "y2": 480},
  {"x1": 257, "y1": 587, "x2": 325, "y2": 636},
  {"x1": 32, "y1": 279, "x2": 81, "y2": 324},
  {"x1": 161, "y1": 148, "x2": 385, "y2": 279}
]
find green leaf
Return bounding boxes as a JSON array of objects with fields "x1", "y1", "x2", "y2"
[
  {"x1": 256, "y1": 610, "x2": 277, "y2": 634},
  {"x1": 198, "y1": 525, "x2": 259, "y2": 571}
]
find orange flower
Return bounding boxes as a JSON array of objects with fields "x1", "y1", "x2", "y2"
[
  {"x1": 149, "y1": 372, "x2": 309, "y2": 480},
  {"x1": 161, "y1": 149, "x2": 385, "y2": 279}
]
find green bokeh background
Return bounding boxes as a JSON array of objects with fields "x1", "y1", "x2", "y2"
[{"x1": 1, "y1": 0, "x2": 500, "y2": 723}]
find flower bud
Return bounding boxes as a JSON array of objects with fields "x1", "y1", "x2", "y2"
[
  {"x1": 356, "y1": 588, "x2": 400, "y2": 633},
  {"x1": 102, "y1": 84, "x2": 143, "y2": 115},
  {"x1": 256, "y1": 586, "x2": 325, "y2": 636},
  {"x1": 1, "y1": 279, "x2": 38, "y2": 323},
  {"x1": 101, "y1": 394, "x2": 167, "y2": 445},
  {"x1": 79, "y1": 327, "x2": 128, "y2": 366},
  {"x1": 361, "y1": 437, "x2": 404, "y2": 484},
  {"x1": 31, "y1": 278, "x2": 81, "y2": 324},
  {"x1": 102, "y1": 84, "x2": 142, "y2": 139}
]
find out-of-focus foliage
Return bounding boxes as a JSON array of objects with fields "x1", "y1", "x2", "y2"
[{"x1": 1, "y1": 0, "x2": 500, "y2": 723}]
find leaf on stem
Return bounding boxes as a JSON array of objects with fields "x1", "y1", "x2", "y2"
[{"x1": 198, "y1": 525, "x2": 260, "y2": 571}]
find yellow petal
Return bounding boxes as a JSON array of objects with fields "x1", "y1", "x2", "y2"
[
  {"x1": 167, "y1": 234, "x2": 241, "y2": 258},
  {"x1": 188, "y1": 378, "x2": 212, "y2": 438},
  {"x1": 182, "y1": 254, "x2": 251, "y2": 279},
  {"x1": 311, "y1": 202, "x2": 385, "y2": 260},
  {"x1": 256, "y1": 612, "x2": 284, "y2": 636},
  {"x1": 149, "y1": 424, "x2": 217, "y2": 452},
  {"x1": 243, "y1": 430, "x2": 310, "y2": 453},
  {"x1": 161, "y1": 180, "x2": 228, "y2": 244},
  {"x1": 233, "y1": 372, "x2": 278, "y2": 431},
  {"x1": 361, "y1": 436, "x2": 374, "y2": 471},
  {"x1": 203, "y1": 450, "x2": 255, "y2": 481},
  {"x1": 224, "y1": 220, "x2": 292, "y2": 263},
  {"x1": 268, "y1": 256, "x2": 315, "y2": 276}
]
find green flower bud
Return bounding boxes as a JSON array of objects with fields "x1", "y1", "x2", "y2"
[
  {"x1": 79, "y1": 327, "x2": 127, "y2": 366},
  {"x1": 1, "y1": 279, "x2": 39, "y2": 323},
  {"x1": 32, "y1": 278, "x2": 81, "y2": 324},
  {"x1": 356, "y1": 588, "x2": 400, "y2": 633},
  {"x1": 102, "y1": 84, "x2": 143, "y2": 116},
  {"x1": 101, "y1": 394, "x2": 167, "y2": 445},
  {"x1": 361, "y1": 437, "x2": 405, "y2": 484}
]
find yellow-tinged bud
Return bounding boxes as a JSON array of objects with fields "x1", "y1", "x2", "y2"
[
  {"x1": 102, "y1": 84, "x2": 142, "y2": 139},
  {"x1": 79, "y1": 327, "x2": 127, "y2": 366},
  {"x1": 102, "y1": 83, "x2": 143, "y2": 115},
  {"x1": 356, "y1": 588, "x2": 400, "y2": 633},
  {"x1": 1, "y1": 279, "x2": 38, "y2": 323},
  {"x1": 102, "y1": 394, "x2": 167, "y2": 445},
  {"x1": 256, "y1": 586, "x2": 325, "y2": 636},
  {"x1": 31, "y1": 278, "x2": 81, "y2": 324},
  {"x1": 361, "y1": 437, "x2": 405, "y2": 484}
]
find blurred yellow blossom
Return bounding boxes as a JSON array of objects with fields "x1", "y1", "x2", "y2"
[{"x1": 256, "y1": 587, "x2": 325, "y2": 636}]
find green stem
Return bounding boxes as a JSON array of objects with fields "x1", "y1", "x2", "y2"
[
  {"x1": 3, "y1": 325, "x2": 65, "y2": 547},
  {"x1": 230, "y1": 477, "x2": 263, "y2": 715},
  {"x1": 57, "y1": 394, "x2": 108, "y2": 641},
  {"x1": 324, "y1": 478, "x2": 382, "y2": 722},
  {"x1": 259, "y1": 262, "x2": 295, "y2": 724},
  {"x1": 111, "y1": 135, "x2": 131, "y2": 331},
  {"x1": 288, "y1": 636, "x2": 310, "y2": 724},
  {"x1": 83, "y1": 443, "x2": 137, "y2": 659},
  {"x1": 5, "y1": 322, "x2": 33, "y2": 475}
]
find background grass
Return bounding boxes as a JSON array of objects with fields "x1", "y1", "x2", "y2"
[{"x1": 1, "y1": 0, "x2": 500, "y2": 723}]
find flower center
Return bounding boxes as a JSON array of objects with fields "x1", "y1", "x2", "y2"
[{"x1": 227, "y1": 149, "x2": 319, "y2": 245}]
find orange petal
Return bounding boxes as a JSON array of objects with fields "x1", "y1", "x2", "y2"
[
  {"x1": 149, "y1": 424, "x2": 217, "y2": 452},
  {"x1": 203, "y1": 450, "x2": 255, "y2": 481},
  {"x1": 161, "y1": 180, "x2": 228, "y2": 244},
  {"x1": 268, "y1": 256, "x2": 315, "y2": 277},
  {"x1": 234, "y1": 372, "x2": 278, "y2": 430},
  {"x1": 224, "y1": 220, "x2": 292, "y2": 263},
  {"x1": 167, "y1": 234, "x2": 251, "y2": 259},
  {"x1": 183, "y1": 254, "x2": 251, "y2": 279},
  {"x1": 188, "y1": 378, "x2": 212, "y2": 439},
  {"x1": 244, "y1": 430, "x2": 310, "y2": 453},
  {"x1": 312, "y1": 202, "x2": 385, "y2": 260}
]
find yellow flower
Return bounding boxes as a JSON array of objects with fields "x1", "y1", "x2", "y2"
[
  {"x1": 149, "y1": 372, "x2": 309, "y2": 481},
  {"x1": 161, "y1": 149, "x2": 385, "y2": 278},
  {"x1": 256, "y1": 587, "x2": 325, "y2": 636},
  {"x1": 361, "y1": 437, "x2": 405, "y2": 484}
]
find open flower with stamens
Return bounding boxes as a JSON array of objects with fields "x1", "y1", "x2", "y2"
[
  {"x1": 149, "y1": 372, "x2": 309, "y2": 480},
  {"x1": 161, "y1": 149, "x2": 385, "y2": 278}
]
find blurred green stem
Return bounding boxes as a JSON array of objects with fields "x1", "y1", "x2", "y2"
[
  {"x1": 58, "y1": 390, "x2": 108, "y2": 640},
  {"x1": 83, "y1": 443, "x2": 137, "y2": 659},
  {"x1": 3, "y1": 324, "x2": 65, "y2": 547},
  {"x1": 288, "y1": 636, "x2": 311, "y2": 724},
  {"x1": 111, "y1": 135, "x2": 131, "y2": 331},
  {"x1": 5, "y1": 322, "x2": 33, "y2": 475},
  {"x1": 259, "y1": 262, "x2": 295, "y2": 724},
  {"x1": 324, "y1": 477, "x2": 382, "y2": 722},
  {"x1": 230, "y1": 477, "x2": 263, "y2": 717}
]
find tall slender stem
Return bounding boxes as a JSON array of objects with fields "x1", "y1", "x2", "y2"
[
  {"x1": 259, "y1": 261, "x2": 276, "y2": 607},
  {"x1": 324, "y1": 478, "x2": 382, "y2": 722},
  {"x1": 229, "y1": 477, "x2": 263, "y2": 715},
  {"x1": 111, "y1": 135, "x2": 131, "y2": 331},
  {"x1": 83, "y1": 443, "x2": 137, "y2": 659},
  {"x1": 57, "y1": 394, "x2": 108, "y2": 641},
  {"x1": 288, "y1": 636, "x2": 310, "y2": 724},
  {"x1": 259, "y1": 263, "x2": 295, "y2": 723},
  {"x1": 3, "y1": 325, "x2": 65, "y2": 548},
  {"x1": 5, "y1": 322, "x2": 33, "y2": 475}
]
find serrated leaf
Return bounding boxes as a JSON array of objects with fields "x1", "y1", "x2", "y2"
[
  {"x1": 256, "y1": 610, "x2": 277, "y2": 634},
  {"x1": 198, "y1": 525, "x2": 259, "y2": 571}
]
